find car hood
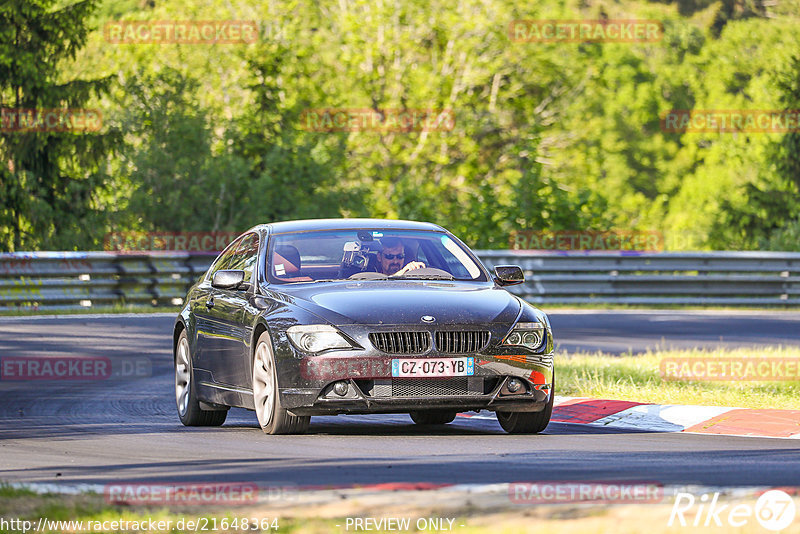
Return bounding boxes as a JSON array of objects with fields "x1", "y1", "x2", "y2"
[{"x1": 274, "y1": 281, "x2": 522, "y2": 326}]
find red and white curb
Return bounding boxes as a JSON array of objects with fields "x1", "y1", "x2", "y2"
[{"x1": 463, "y1": 396, "x2": 800, "y2": 439}]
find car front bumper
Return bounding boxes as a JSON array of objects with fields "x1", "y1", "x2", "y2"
[
  {"x1": 283, "y1": 387, "x2": 552, "y2": 416},
  {"x1": 278, "y1": 355, "x2": 553, "y2": 416},
  {"x1": 272, "y1": 323, "x2": 555, "y2": 416}
]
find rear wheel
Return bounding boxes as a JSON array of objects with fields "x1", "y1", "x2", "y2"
[
  {"x1": 175, "y1": 331, "x2": 227, "y2": 426},
  {"x1": 252, "y1": 332, "x2": 310, "y2": 435},
  {"x1": 409, "y1": 410, "x2": 458, "y2": 425},
  {"x1": 496, "y1": 377, "x2": 554, "y2": 434}
]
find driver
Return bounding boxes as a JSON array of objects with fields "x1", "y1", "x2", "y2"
[{"x1": 376, "y1": 237, "x2": 425, "y2": 276}]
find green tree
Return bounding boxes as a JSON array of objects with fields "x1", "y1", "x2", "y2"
[
  {"x1": 772, "y1": 55, "x2": 800, "y2": 199},
  {"x1": 111, "y1": 68, "x2": 249, "y2": 233},
  {"x1": 0, "y1": 0, "x2": 118, "y2": 251},
  {"x1": 707, "y1": 52, "x2": 800, "y2": 250},
  {"x1": 228, "y1": 40, "x2": 355, "y2": 225}
]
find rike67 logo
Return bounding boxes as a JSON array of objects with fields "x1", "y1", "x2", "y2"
[{"x1": 669, "y1": 490, "x2": 796, "y2": 531}]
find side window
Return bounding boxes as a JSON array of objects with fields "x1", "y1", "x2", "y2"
[
  {"x1": 229, "y1": 233, "x2": 259, "y2": 282},
  {"x1": 208, "y1": 237, "x2": 243, "y2": 280}
]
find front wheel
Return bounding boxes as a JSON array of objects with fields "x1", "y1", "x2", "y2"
[
  {"x1": 175, "y1": 331, "x2": 227, "y2": 426},
  {"x1": 252, "y1": 332, "x2": 310, "y2": 435},
  {"x1": 495, "y1": 377, "x2": 554, "y2": 434}
]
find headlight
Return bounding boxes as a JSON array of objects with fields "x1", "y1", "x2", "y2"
[
  {"x1": 502, "y1": 322, "x2": 546, "y2": 350},
  {"x1": 286, "y1": 325, "x2": 353, "y2": 353}
]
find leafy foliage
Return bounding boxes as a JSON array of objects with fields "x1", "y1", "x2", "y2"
[
  {"x1": 0, "y1": 0, "x2": 119, "y2": 251},
  {"x1": 4, "y1": 0, "x2": 800, "y2": 251}
]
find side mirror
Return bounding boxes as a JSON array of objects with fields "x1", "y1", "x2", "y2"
[
  {"x1": 494, "y1": 265, "x2": 524, "y2": 286},
  {"x1": 212, "y1": 269, "x2": 246, "y2": 290}
]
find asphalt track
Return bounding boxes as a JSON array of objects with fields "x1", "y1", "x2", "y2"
[
  {"x1": 550, "y1": 309, "x2": 800, "y2": 354},
  {"x1": 0, "y1": 311, "x2": 799, "y2": 490}
]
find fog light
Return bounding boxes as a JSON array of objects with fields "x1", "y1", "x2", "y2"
[
  {"x1": 333, "y1": 381, "x2": 349, "y2": 396},
  {"x1": 507, "y1": 378, "x2": 522, "y2": 393}
]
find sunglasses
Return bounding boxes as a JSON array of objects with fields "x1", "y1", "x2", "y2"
[{"x1": 381, "y1": 253, "x2": 405, "y2": 260}]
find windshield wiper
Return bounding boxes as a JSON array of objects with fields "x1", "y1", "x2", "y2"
[
  {"x1": 390, "y1": 273, "x2": 455, "y2": 281},
  {"x1": 313, "y1": 275, "x2": 390, "y2": 282},
  {"x1": 347, "y1": 272, "x2": 390, "y2": 281}
]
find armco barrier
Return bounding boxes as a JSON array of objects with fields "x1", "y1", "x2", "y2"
[
  {"x1": 478, "y1": 250, "x2": 800, "y2": 306},
  {"x1": 1, "y1": 250, "x2": 799, "y2": 309},
  {"x1": 0, "y1": 251, "x2": 216, "y2": 310}
]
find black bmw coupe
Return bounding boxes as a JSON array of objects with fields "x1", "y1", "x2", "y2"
[{"x1": 174, "y1": 219, "x2": 554, "y2": 434}]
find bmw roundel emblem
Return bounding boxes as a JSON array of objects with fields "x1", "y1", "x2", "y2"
[{"x1": 421, "y1": 315, "x2": 435, "y2": 323}]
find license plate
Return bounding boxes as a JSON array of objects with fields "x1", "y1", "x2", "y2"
[{"x1": 391, "y1": 357, "x2": 474, "y2": 378}]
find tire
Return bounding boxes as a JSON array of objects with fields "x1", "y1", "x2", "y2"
[
  {"x1": 175, "y1": 330, "x2": 227, "y2": 427},
  {"x1": 495, "y1": 376, "x2": 555, "y2": 434},
  {"x1": 409, "y1": 410, "x2": 458, "y2": 425},
  {"x1": 252, "y1": 332, "x2": 310, "y2": 435}
]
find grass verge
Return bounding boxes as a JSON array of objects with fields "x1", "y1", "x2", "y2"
[
  {"x1": 1, "y1": 484, "x2": 796, "y2": 534},
  {"x1": 556, "y1": 346, "x2": 800, "y2": 409}
]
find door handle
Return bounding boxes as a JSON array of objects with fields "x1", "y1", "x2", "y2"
[{"x1": 205, "y1": 298, "x2": 215, "y2": 310}]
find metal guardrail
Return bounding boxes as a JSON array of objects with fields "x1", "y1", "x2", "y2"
[
  {"x1": 0, "y1": 252, "x2": 215, "y2": 310},
  {"x1": 478, "y1": 250, "x2": 800, "y2": 306},
  {"x1": 1, "y1": 250, "x2": 800, "y2": 309}
]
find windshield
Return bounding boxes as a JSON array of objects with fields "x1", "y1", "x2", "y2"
[{"x1": 267, "y1": 229, "x2": 487, "y2": 284}]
